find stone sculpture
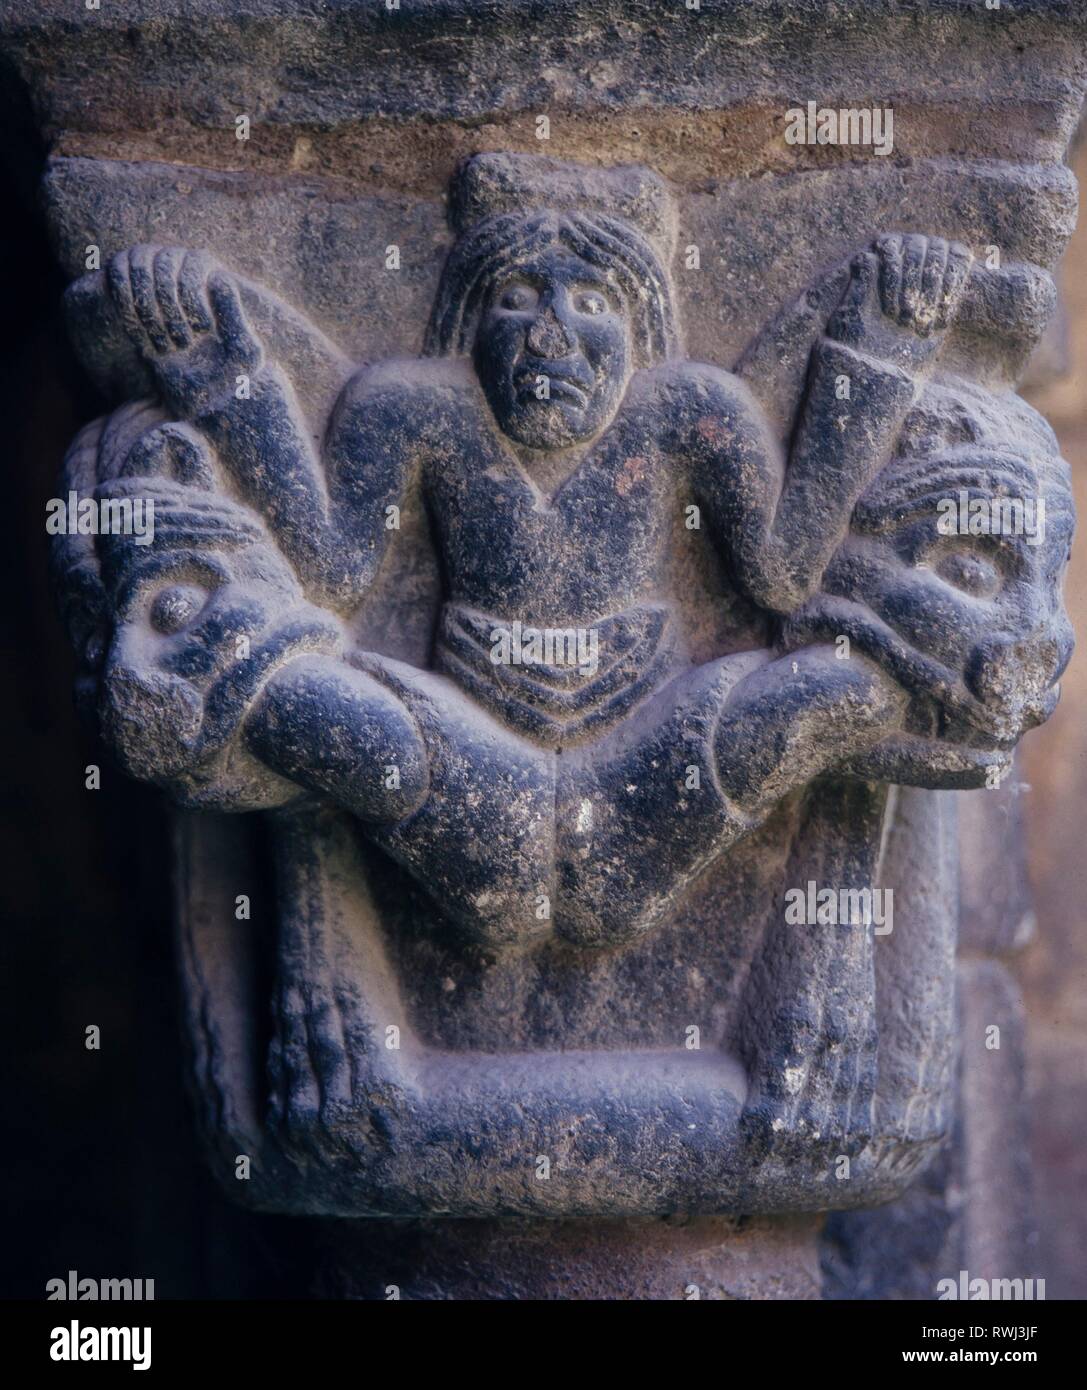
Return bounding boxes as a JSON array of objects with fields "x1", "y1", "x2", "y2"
[{"x1": 51, "y1": 151, "x2": 1072, "y2": 1222}]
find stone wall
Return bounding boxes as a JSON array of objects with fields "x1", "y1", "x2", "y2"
[{"x1": 1019, "y1": 132, "x2": 1087, "y2": 1303}]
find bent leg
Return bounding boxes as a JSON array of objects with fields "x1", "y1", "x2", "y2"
[
  {"x1": 356, "y1": 655, "x2": 557, "y2": 952},
  {"x1": 711, "y1": 645, "x2": 906, "y2": 817},
  {"x1": 555, "y1": 646, "x2": 903, "y2": 948},
  {"x1": 245, "y1": 653, "x2": 431, "y2": 823}
]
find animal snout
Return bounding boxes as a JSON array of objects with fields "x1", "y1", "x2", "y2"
[{"x1": 965, "y1": 631, "x2": 1068, "y2": 729}]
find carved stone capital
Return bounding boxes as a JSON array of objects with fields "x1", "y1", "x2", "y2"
[{"x1": 11, "y1": 0, "x2": 1084, "y2": 1297}]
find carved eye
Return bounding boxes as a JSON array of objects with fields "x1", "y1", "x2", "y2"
[
  {"x1": 574, "y1": 290, "x2": 608, "y2": 316},
  {"x1": 933, "y1": 550, "x2": 1001, "y2": 599},
  {"x1": 499, "y1": 284, "x2": 539, "y2": 312},
  {"x1": 149, "y1": 583, "x2": 208, "y2": 634}
]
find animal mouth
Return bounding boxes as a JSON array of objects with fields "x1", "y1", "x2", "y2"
[
  {"x1": 909, "y1": 688, "x2": 1013, "y2": 751},
  {"x1": 785, "y1": 593, "x2": 1058, "y2": 747}
]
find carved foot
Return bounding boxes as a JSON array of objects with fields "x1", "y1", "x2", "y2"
[{"x1": 267, "y1": 975, "x2": 357, "y2": 1134}]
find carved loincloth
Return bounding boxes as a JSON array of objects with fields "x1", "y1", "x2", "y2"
[{"x1": 434, "y1": 600, "x2": 677, "y2": 743}]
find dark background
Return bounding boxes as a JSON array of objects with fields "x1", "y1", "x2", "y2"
[{"x1": 0, "y1": 95, "x2": 317, "y2": 1300}]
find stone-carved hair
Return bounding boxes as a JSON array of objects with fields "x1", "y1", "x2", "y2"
[
  {"x1": 854, "y1": 379, "x2": 1074, "y2": 533},
  {"x1": 852, "y1": 451, "x2": 1075, "y2": 536},
  {"x1": 424, "y1": 208, "x2": 679, "y2": 367},
  {"x1": 52, "y1": 405, "x2": 263, "y2": 614}
]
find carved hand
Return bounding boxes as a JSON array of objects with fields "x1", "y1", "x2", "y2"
[
  {"x1": 827, "y1": 233, "x2": 974, "y2": 373},
  {"x1": 106, "y1": 245, "x2": 262, "y2": 417}
]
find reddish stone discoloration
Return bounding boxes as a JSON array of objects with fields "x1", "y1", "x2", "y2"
[
  {"x1": 615, "y1": 455, "x2": 648, "y2": 495},
  {"x1": 696, "y1": 416, "x2": 732, "y2": 450}
]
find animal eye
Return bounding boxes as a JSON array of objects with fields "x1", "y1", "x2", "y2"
[
  {"x1": 499, "y1": 284, "x2": 538, "y2": 312},
  {"x1": 149, "y1": 583, "x2": 209, "y2": 634},
  {"x1": 933, "y1": 550, "x2": 1001, "y2": 598},
  {"x1": 574, "y1": 291, "x2": 607, "y2": 316}
]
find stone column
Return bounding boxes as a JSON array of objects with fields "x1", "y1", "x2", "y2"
[{"x1": 8, "y1": 0, "x2": 1084, "y2": 1299}]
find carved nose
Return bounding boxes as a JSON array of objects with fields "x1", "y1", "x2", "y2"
[
  {"x1": 966, "y1": 635, "x2": 1063, "y2": 716},
  {"x1": 526, "y1": 306, "x2": 576, "y2": 358}
]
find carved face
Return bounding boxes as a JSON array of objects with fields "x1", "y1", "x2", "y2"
[
  {"x1": 810, "y1": 460, "x2": 1074, "y2": 781},
  {"x1": 474, "y1": 247, "x2": 632, "y2": 450},
  {"x1": 94, "y1": 475, "x2": 332, "y2": 799}
]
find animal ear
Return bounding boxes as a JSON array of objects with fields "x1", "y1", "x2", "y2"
[{"x1": 116, "y1": 421, "x2": 217, "y2": 490}]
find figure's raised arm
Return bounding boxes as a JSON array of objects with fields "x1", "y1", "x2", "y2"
[
  {"x1": 691, "y1": 235, "x2": 973, "y2": 615},
  {"x1": 69, "y1": 245, "x2": 424, "y2": 612}
]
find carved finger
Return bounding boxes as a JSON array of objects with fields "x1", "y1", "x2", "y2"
[
  {"x1": 274, "y1": 982, "x2": 321, "y2": 1131},
  {"x1": 106, "y1": 250, "x2": 145, "y2": 349},
  {"x1": 919, "y1": 237, "x2": 949, "y2": 336},
  {"x1": 177, "y1": 250, "x2": 215, "y2": 333},
  {"x1": 306, "y1": 990, "x2": 352, "y2": 1113},
  {"x1": 827, "y1": 251, "x2": 878, "y2": 344},
  {"x1": 128, "y1": 243, "x2": 171, "y2": 354},
  {"x1": 939, "y1": 241, "x2": 975, "y2": 329},
  {"x1": 847, "y1": 250, "x2": 878, "y2": 309},
  {"x1": 829, "y1": 1029, "x2": 866, "y2": 1121},
  {"x1": 333, "y1": 982, "x2": 373, "y2": 1105},
  {"x1": 208, "y1": 272, "x2": 256, "y2": 363},
  {"x1": 153, "y1": 247, "x2": 192, "y2": 348},
  {"x1": 899, "y1": 234, "x2": 928, "y2": 325},
  {"x1": 874, "y1": 233, "x2": 903, "y2": 318},
  {"x1": 811, "y1": 1018, "x2": 871, "y2": 1148}
]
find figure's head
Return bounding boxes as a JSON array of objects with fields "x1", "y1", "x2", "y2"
[
  {"x1": 53, "y1": 413, "x2": 336, "y2": 802},
  {"x1": 785, "y1": 383, "x2": 1075, "y2": 786},
  {"x1": 426, "y1": 208, "x2": 677, "y2": 449}
]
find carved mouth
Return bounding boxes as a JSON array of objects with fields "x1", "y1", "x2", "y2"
[
  {"x1": 785, "y1": 593, "x2": 1056, "y2": 749},
  {"x1": 513, "y1": 363, "x2": 592, "y2": 407},
  {"x1": 934, "y1": 681, "x2": 1059, "y2": 748},
  {"x1": 910, "y1": 688, "x2": 1014, "y2": 753}
]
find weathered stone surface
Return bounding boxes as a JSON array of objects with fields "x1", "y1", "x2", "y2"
[
  {"x1": 4, "y1": 1, "x2": 1086, "y2": 145},
  {"x1": 311, "y1": 1212, "x2": 825, "y2": 1301},
  {"x1": 11, "y1": 0, "x2": 1083, "y2": 1294}
]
